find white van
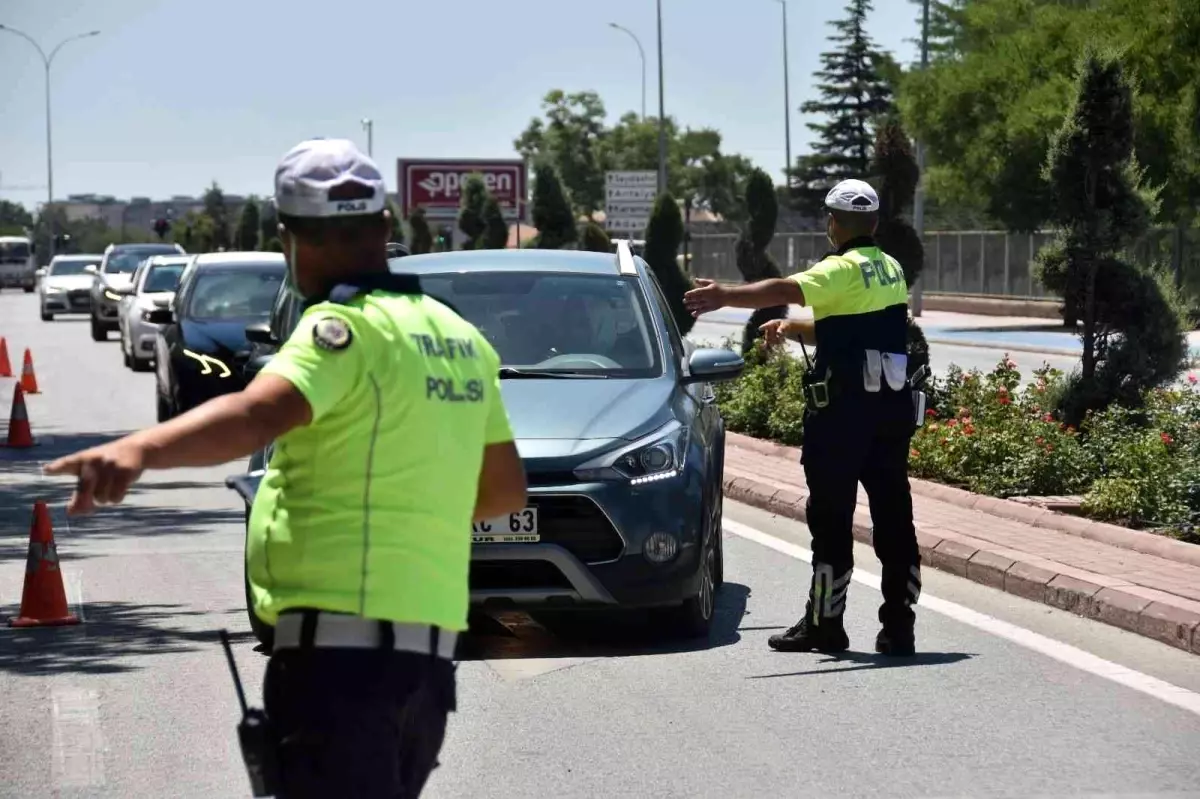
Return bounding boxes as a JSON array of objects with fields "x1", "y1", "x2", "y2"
[{"x1": 0, "y1": 235, "x2": 37, "y2": 292}]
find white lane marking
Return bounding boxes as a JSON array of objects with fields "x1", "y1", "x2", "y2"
[
  {"x1": 51, "y1": 686, "x2": 106, "y2": 789},
  {"x1": 723, "y1": 519, "x2": 1200, "y2": 718}
]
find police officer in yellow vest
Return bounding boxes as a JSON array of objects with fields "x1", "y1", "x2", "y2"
[
  {"x1": 683, "y1": 178, "x2": 921, "y2": 657},
  {"x1": 44, "y1": 138, "x2": 529, "y2": 796}
]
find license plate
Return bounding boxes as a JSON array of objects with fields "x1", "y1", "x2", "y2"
[{"x1": 472, "y1": 508, "x2": 539, "y2": 544}]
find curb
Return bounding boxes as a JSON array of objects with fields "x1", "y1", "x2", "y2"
[
  {"x1": 727, "y1": 433, "x2": 1200, "y2": 569},
  {"x1": 721, "y1": 471, "x2": 1200, "y2": 656}
]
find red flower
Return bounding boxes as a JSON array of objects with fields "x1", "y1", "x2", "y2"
[
  {"x1": 910, "y1": 448, "x2": 920, "y2": 458},
  {"x1": 997, "y1": 386, "x2": 1009, "y2": 395},
  {"x1": 963, "y1": 423, "x2": 975, "y2": 435},
  {"x1": 1043, "y1": 413, "x2": 1054, "y2": 423},
  {"x1": 998, "y1": 396, "x2": 1012, "y2": 406},
  {"x1": 1035, "y1": 436, "x2": 1044, "y2": 445},
  {"x1": 1189, "y1": 374, "x2": 1197, "y2": 385},
  {"x1": 946, "y1": 418, "x2": 958, "y2": 428},
  {"x1": 925, "y1": 408, "x2": 937, "y2": 418},
  {"x1": 1161, "y1": 432, "x2": 1174, "y2": 445}
]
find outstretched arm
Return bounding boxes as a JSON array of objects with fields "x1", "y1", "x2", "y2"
[{"x1": 683, "y1": 278, "x2": 805, "y2": 316}]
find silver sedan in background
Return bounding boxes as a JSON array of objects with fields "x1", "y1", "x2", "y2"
[
  {"x1": 117, "y1": 254, "x2": 191, "y2": 371},
  {"x1": 37, "y1": 254, "x2": 103, "y2": 320}
]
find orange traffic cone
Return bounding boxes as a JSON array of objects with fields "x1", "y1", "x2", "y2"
[
  {"x1": 19, "y1": 349, "x2": 38, "y2": 394},
  {"x1": 3, "y1": 384, "x2": 35, "y2": 448},
  {"x1": 0, "y1": 337, "x2": 11, "y2": 377},
  {"x1": 9, "y1": 501, "x2": 79, "y2": 628}
]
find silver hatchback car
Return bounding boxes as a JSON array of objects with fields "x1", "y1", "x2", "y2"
[{"x1": 116, "y1": 254, "x2": 190, "y2": 371}]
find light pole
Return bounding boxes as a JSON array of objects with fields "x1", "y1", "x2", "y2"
[
  {"x1": 775, "y1": 0, "x2": 792, "y2": 184},
  {"x1": 361, "y1": 118, "x2": 374, "y2": 157},
  {"x1": 910, "y1": 0, "x2": 930, "y2": 317},
  {"x1": 0, "y1": 25, "x2": 100, "y2": 260},
  {"x1": 608, "y1": 23, "x2": 646, "y2": 120},
  {"x1": 655, "y1": 0, "x2": 667, "y2": 196}
]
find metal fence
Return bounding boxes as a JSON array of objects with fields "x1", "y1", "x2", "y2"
[{"x1": 687, "y1": 228, "x2": 1200, "y2": 300}]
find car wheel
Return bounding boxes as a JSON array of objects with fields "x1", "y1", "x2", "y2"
[
  {"x1": 23, "y1": 286, "x2": 33, "y2": 294},
  {"x1": 40, "y1": 310, "x2": 52, "y2": 322},
  {"x1": 90, "y1": 314, "x2": 106, "y2": 341},
  {"x1": 156, "y1": 392, "x2": 173, "y2": 423},
  {"x1": 123, "y1": 348, "x2": 133, "y2": 369},
  {"x1": 131, "y1": 356, "x2": 152, "y2": 373},
  {"x1": 660, "y1": 535, "x2": 718, "y2": 639}
]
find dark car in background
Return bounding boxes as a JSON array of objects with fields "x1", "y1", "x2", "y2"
[
  {"x1": 226, "y1": 242, "x2": 744, "y2": 647},
  {"x1": 149, "y1": 252, "x2": 285, "y2": 421},
  {"x1": 90, "y1": 242, "x2": 187, "y2": 341}
]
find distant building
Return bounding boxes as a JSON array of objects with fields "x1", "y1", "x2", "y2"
[{"x1": 57, "y1": 193, "x2": 250, "y2": 235}]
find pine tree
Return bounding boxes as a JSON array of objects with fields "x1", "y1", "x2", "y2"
[
  {"x1": 735, "y1": 169, "x2": 787, "y2": 354},
  {"x1": 387, "y1": 199, "x2": 405, "y2": 245},
  {"x1": 408, "y1": 207, "x2": 433, "y2": 255},
  {"x1": 1035, "y1": 49, "x2": 1185, "y2": 424},
  {"x1": 790, "y1": 0, "x2": 896, "y2": 216},
  {"x1": 871, "y1": 121, "x2": 929, "y2": 377},
  {"x1": 234, "y1": 198, "x2": 261, "y2": 251},
  {"x1": 480, "y1": 196, "x2": 510, "y2": 249},
  {"x1": 581, "y1": 221, "x2": 612, "y2": 252},
  {"x1": 643, "y1": 192, "x2": 695, "y2": 336},
  {"x1": 202, "y1": 182, "x2": 231, "y2": 250},
  {"x1": 457, "y1": 174, "x2": 489, "y2": 249},
  {"x1": 907, "y1": 0, "x2": 967, "y2": 63},
  {"x1": 531, "y1": 162, "x2": 577, "y2": 249}
]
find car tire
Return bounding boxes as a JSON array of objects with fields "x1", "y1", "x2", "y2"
[
  {"x1": 23, "y1": 286, "x2": 33, "y2": 294},
  {"x1": 712, "y1": 491, "x2": 725, "y2": 590},
  {"x1": 659, "y1": 533, "x2": 718, "y2": 639},
  {"x1": 40, "y1": 310, "x2": 53, "y2": 322},
  {"x1": 131, "y1": 356, "x2": 152, "y2": 373},
  {"x1": 244, "y1": 506, "x2": 275, "y2": 650},
  {"x1": 156, "y1": 392, "x2": 173, "y2": 423},
  {"x1": 90, "y1": 314, "x2": 106, "y2": 341},
  {"x1": 123, "y1": 348, "x2": 133, "y2": 369}
]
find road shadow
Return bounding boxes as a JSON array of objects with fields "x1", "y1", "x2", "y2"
[
  {"x1": 456, "y1": 582, "x2": 751, "y2": 661},
  {"x1": 748, "y1": 649, "x2": 974, "y2": 679},
  {"x1": 0, "y1": 601, "x2": 256, "y2": 676},
  {"x1": 0, "y1": 430, "x2": 135, "y2": 475}
]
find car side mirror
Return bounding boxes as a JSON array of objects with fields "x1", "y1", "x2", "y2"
[
  {"x1": 244, "y1": 322, "x2": 277, "y2": 346},
  {"x1": 144, "y1": 308, "x2": 173, "y2": 325},
  {"x1": 682, "y1": 347, "x2": 745, "y2": 384},
  {"x1": 84, "y1": 264, "x2": 98, "y2": 274},
  {"x1": 34, "y1": 268, "x2": 45, "y2": 278}
]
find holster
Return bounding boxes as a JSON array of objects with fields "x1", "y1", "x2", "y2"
[{"x1": 802, "y1": 365, "x2": 835, "y2": 411}]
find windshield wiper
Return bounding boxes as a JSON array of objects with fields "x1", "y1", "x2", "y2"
[{"x1": 499, "y1": 367, "x2": 609, "y2": 380}]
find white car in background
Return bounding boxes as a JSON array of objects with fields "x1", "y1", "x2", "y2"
[
  {"x1": 116, "y1": 254, "x2": 191, "y2": 371},
  {"x1": 37, "y1": 254, "x2": 104, "y2": 320}
]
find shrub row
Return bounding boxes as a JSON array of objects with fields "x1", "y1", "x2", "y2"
[{"x1": 711, "y1": 341, "x2": 1200, "y2": 544}]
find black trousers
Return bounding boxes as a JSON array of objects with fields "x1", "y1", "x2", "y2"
[
  {"x1": 263, "y1": 648, "x2": 457, "y2": 799},
  {"x1": 800, "y1": 384, "x2": 921, "y2": 629}
]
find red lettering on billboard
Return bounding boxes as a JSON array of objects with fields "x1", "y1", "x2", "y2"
[{"x1": 397, "y1": 159, "x2": 527, "y2": 219}]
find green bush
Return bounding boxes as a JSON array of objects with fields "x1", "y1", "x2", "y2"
[
  {"x1": 479, "y1": 197, "x2": 509, "y2": 249},
  {"x1": 581, "y1": 221, "x2": 612, "y2": 252},
  {"x1": 643, "y1": 192, "x2": 695, "y2": 336},
  {"x1": 735, "y1": 168, "x2": 787, "y2": 354},
  {"x1": 713, "y1": 341, "x2": 1200, "y2": 543},
  {"x1": 531, "y1": 162, "x2": 577, "y2": 249},
  {"x1": 408, "y1": 207, "x2": 433, "y2": 255}
]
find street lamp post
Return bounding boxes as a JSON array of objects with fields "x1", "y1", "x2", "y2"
[
  {"x1": 910, "y1": 0, "x2": 930, "y2": 317},
  {"x1": 607, "y1": 23, "x2": 646, "y2": 120},
  {"x1": 0, "y1": 25, "x2": 100, "y2": 261},
  {"x1": 775, "y1": 0, "x2": 792, "y2": 184},
  {"x1": 655, "y1": 0, "x2": 667, "y2": 196},
  {"x1": 361, "y1": 118, "x2": 374, "y2": 157}
]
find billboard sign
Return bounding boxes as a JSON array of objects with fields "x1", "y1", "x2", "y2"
[
  {"x1": 397, "y1": 159, "x2": 527, "y2": 220},
  {"x1": 604, "y1": 170, "x2": 656, "y2": 235}
]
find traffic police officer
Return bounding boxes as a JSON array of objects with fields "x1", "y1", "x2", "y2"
[
  {"x1": 683, "y1": 178, "x2": 921, "y2": 657},
  {"x1": 44, "y1": 138, "x2": 529, "y2": 796}
]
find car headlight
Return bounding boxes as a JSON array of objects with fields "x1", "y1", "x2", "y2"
[
  {"x1": 573, "y1": 421, "x2": 689, "y2": 485},
  {"x1": 182, "y1": 348, "x2": 232, "y2": 378},
  {"x1": 43, "y1": 286, "x2": 63, "y2": 294},
  {"x1": 103, "y1": 289, "x2": 122, "y2": 301}
]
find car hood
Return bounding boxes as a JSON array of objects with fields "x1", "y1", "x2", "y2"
[
  {"x1": 43, "y1": 275, "x2": 93, "y2": 290},
  {"x1": 136, "y1": 291, "x2": 175, "y2": 309},
  {"x1": 502, "y1": 378, "x2": 675, "y2": 460},
  {"x1": 98, "y1": 272, "x2": 135, "y2": 290},
  {"x1": 180, "y1": 318, "x2": 255, "y2": 357}
]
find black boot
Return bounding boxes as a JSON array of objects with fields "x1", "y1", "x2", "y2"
[
  {"x1": 874, "y1": 624, "x2": 915, "y2": 656},
  {"x1": 768, "y1": 609, "x2": 849, "y2": 653}
]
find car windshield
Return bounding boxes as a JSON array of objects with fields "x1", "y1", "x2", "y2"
[
  {"x1": 186, "y1": 268, "x2": 284, "y2": 321},
  {"x1": 0, "y1": 241, "x2": 31, "y2": 262},
  {"x1": 143, "y1": 264, "x2": 185, "y2": 293},
  {"x1": 419, "y1": 271, "x2": 662, "y2": 377},
  {"x1": 105, "y1": 247, "x2": 176, "y2": 273},
  {"x1": 49, "y1": 259, "x2": 97, "y2": 276}
]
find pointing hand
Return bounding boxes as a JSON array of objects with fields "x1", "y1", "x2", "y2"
[{"x1": 43, "y1": 440, "x2": 146, "y2": 515}]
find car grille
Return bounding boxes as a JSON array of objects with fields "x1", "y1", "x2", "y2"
[
  {"x1": 68, "y1": 289, "x2": 90, "y2": 306},
  {"x1": 530, "y1": 495, "x2": 624, "y2": 563},
  {"x1": 470, "y1": 561, "x2": 572, "y2": 591}
]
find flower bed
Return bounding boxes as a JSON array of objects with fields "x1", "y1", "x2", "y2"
[{"x1": 711, "y1": 342, "x2": 1200, "y2": 544}]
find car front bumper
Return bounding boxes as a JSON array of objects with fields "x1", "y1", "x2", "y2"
[
  {"x1": 469, "y1": 472, "x2": 709, "y2": 610},
  {"x1": 127, "y1": 316, "x2": 162, "y2": 360},
  {"x1": 41, "y1": 289, "x2": 92, "y2": 313}
]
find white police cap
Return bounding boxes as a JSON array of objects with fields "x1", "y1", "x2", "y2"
[
  {"x1": 824, "y1": 179, "x2": 880, "y2": 213},
  {"x1": 274, "y1": 138, "x2": 387, "y2": 218}
]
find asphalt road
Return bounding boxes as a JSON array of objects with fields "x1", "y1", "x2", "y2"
[{"x1": 1, "y1": 291, "x2": 1199, "y2": 799}]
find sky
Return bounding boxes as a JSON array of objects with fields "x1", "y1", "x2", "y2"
[{"x1": 0, "y1": 0, "x2": 921, "y2": 210}]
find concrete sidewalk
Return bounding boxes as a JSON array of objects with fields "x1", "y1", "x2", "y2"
[{"x1": 722, "y1": 432, "x2": 1200, "y2": 655}]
